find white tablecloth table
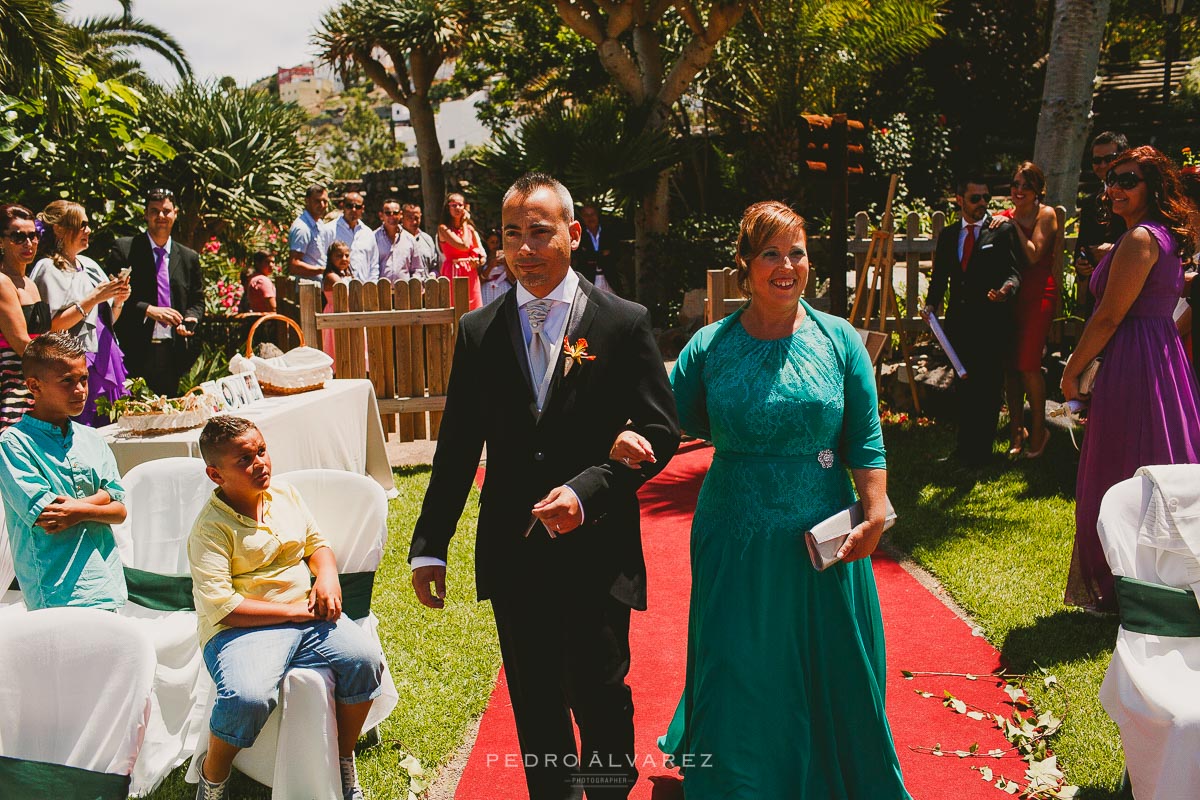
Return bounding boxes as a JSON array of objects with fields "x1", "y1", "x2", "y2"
[{"x1": 98, "y1": 379, "x2": 395, "y2": 496}]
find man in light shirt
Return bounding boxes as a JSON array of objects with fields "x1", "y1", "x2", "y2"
[
  {"x1": 288, "y1": 184, "x2": 334, "y2": 283},
  {"x1": 334, "y1": 191, "x2": 379, "y2": 283},
  {"x1": 401, "y1": 202, "x2": 440, "y2": 277}
]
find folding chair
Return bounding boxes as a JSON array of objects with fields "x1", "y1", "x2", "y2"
[
  {"x1": 0, "y1": 607, "x2": 156, "y2": 799},
  {"x1": 1097, "y1": 465, "x2": 1200, "y2": 800}
]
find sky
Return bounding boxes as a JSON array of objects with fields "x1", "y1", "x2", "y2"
[{"x1": 65, "y1": 0, "x2": 338, "y2": 86}]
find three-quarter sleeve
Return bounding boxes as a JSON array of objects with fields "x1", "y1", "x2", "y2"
[
  {"x1": 188, "y1": 523, "x2": 244, "y2": 627},
  {"x1": 837, "y1": 323, "x2": 887, "y2": 470},
  {"x1": 669, "y1": 328, "x2": 712, "y2": 441}
]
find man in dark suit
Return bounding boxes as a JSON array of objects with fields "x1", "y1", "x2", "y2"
[
  {"x1": 409, "y1": 174, "x2": 680, "y2": 799},
  {"x1": 571, "y1": 203, "x2": 625, "y2": 295},
  {"x1": 925, "y1": 175, "x2": 1021, "y2": 466},
  {"x1": 107, "y1": 188, "x2": 204, "y2": 396}
]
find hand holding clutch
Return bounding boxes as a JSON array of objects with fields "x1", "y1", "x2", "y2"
[{"x1": 805, "y1": 499, "x2": 897, "y2": 572}]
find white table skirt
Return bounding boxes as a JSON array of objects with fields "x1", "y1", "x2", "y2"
[{"x1": 99, "y1": 379, "x2": 395, "y2": 496}]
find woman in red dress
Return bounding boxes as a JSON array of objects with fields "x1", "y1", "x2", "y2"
[
  {"x1": 994, "y1": 161, "x2": 1060, "y2": 458},
  {"x1": 437, "y1": 192, "x2": 486, "y2": 310}
]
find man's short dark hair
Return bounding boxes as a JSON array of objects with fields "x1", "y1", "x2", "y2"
[
  {"x1": 1092, "y1": 131, "x2": 1128, "y2": 152},
  {"x1": 955, "y1": 174, "x2": 990, "y2": 196},
  {"x1": 144, "y1": 188, "x2": 176, "y2": 206},
  {"x1": 401, "y1": 202, "x2": 420, "y2": 213},
  {"x1": 199, "y1": 416, "x2": 260, "y2": 466},
  {"x1": 381, "y1": 198, "x2": 402, "y2": 208},
  {"x1": 305, "y1": 183, "x2": 327, "y2": 200},
  {"x1": 503, "y1": 173, "x2": 574, "y2": 222},
  {"x1": 22, "y1": 332, "x2": 85, "y2": 378}
]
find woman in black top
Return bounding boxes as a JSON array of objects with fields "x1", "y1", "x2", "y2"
[{"x1": 0, "y1": 204, "x2": 51, "y2": 430}]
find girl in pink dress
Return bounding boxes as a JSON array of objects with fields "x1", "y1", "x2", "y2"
[
  {"x1": 437, "y1": 192, "x2": 485, "y2": 310},
  {"x1": 322, "y1": 241, "x2": 352, "y2": 362},
  {"x1": 993, "y1": 161, "x2": 1060, "y2": 459}
]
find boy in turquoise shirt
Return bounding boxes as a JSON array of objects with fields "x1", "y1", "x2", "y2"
[{"x1": 0, "y1": 333, "x2": 127, "y2": 610}]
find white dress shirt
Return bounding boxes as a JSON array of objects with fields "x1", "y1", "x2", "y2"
[{"x1": 335, "y1": 216, "x2": 379, "y2": 282}]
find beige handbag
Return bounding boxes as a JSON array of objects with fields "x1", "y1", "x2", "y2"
[{"x1": 1078, "y1": 357, "x2": 1102, "y2": 396}]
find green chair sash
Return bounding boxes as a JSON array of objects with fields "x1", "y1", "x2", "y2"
[
  {"x1": 340, "y1": 571, "x2": 375, "y2": 620},
  {"x1": 123, "y1": 567, "x2": 195, "y2": 612},
  {"x1": 1115, "y1": 576, "x2": 1200, "y2": 637},
  {"x1": 0, "y1": 754, "x2": 130, "y2": 800}
]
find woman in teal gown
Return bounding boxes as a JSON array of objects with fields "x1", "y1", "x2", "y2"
[{"x1": 651, "y1": 201, "x2": 909, "y2": 798}]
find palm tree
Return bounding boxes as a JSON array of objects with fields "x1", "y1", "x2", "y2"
[
  {"x1": 56, "y1": 0, "x2": 192, "y2": 86},
  {"x1": 315, "y1": 0, "x2": 480, "y2": 229},
  {"x1": 0, "y1": 0, "x2": 74, "y2": 100}
]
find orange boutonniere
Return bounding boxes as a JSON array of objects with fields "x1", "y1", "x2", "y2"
[{"x1": 563, "y1": 337, "x2": 596, "y2": 376}]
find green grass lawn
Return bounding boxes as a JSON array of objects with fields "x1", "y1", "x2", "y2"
[
  {"x1": 144, "y1": 466, "x2": 501, "y2": 799},
  {"x1": 884, "y1": 419, "x2": 1123, "y2": 799}
]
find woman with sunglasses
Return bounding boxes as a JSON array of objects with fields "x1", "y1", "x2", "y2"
[
  {"x1": 30, "y1": 200, "x2": 131, "y2": 425},
  {"x1": 991, "y1": 162, "x2": 1059, "y2": 458},
  {"x1": 0, "y1": 205, "x2": 51, "y2": 431},
  {"x1": 1061, "y1": 146, "x2": 1200, "y2": 613}
]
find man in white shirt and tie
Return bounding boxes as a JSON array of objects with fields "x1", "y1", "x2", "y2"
[
  {"x1": 925, "y1": 174, "x2": 1022, "y2": 466},
  {"x1": 333, "y1": 190, "x2": 378, "y2": 283},
  {"x1": 409, "y1": 173, "x2": 679, "y2": 799}
]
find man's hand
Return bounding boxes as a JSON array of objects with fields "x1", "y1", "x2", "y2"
[
  {"x1": 412, "y1": 565, "x2": 447, "y2": 609},
  {"x1": 176, "y1": 317, "x2": 198, "y2": 337},
  {"x1": 146, "y1": 305, "x2": 182, "y2": 326},
  {"x1": 609, "y1": 430, "x2": 656, "y2": 470},
  {"x1": 308, "y1": 572, "x2": 342, "y2": 621},
  {"x1": 35, "y1": 497, "x2": 87, "y2": 533},
  {"x1": 532, "y1": 486, "x2": 583, "y2": 535},
  {"x1": 987, "y1": 284, "x2": 1014, "y2": 302}
]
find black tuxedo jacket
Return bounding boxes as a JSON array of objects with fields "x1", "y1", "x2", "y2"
[
  {"x1": 409, "y1": 274, "x2": 680, "y2": 609},
  {"x1": 107, "y1": 234, "x2": 205, "y2": 377},
  {"x1": 572, "y1": 226, "x2": 626, "y2": 294},
  {"x1": 927, "y1": 216, "x2": 1022, "y2": 350}
]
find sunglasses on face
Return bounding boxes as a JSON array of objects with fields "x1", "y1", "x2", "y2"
[
  {"x1": 1105, "y1": 171, "x2": 1144, "y2": 190},
  {"x1": 5, "y1": 231, "x2": 39, "y2": 244},
  {"x1": 381, "y1": 209, "x2": 400, "y2": 216},
  {"x1": 966, "y1": 193, "x2": 990, "y2": 204},
  {"x1": 1012, "y1": 181, "x2": 1036, "y2": 192},
  {"x1": 1091, "y1": 154, "x2": 1117, "y2": 166},
  {"x1": 344, "y1": 203, "x2": 364, "y2": 210}
]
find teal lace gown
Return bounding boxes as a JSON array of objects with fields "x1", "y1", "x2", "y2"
[{"x1": 660, "y1": 304, "x2": 911, "y2": 799}]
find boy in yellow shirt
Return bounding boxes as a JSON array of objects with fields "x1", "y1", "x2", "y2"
[{"x1": 188, "y1": 416, "x2": 382, "y2": 800}]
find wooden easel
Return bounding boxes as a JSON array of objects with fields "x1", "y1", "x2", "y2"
[{"x1": 849, "y1": 175, "x2": 922, "y2": 413}]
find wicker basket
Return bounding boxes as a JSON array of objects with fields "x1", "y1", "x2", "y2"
[
  {"x1": 238, "y1": 314, "x2": 331, "y2": 395},
  {"x1": 116, "y1": 388, "x2": 215, "y2": 436}
]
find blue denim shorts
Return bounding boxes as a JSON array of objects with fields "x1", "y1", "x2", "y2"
[{"x1": 202, "y1": 616, "x2": 384, "y2": 748}]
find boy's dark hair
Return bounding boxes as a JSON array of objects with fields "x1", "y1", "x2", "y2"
[
  {"x1": 199, "y1": 416, "x2": 260, "y2": 465},
  {"x1": 22, "y1": 332, "x2": 85, "y2": 378}
]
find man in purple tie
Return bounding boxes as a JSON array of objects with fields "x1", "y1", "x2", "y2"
[{"x1": 107, "y1": 188, "x2": 204, "y2": 397}]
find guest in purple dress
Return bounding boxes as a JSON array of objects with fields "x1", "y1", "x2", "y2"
[
  {"x1": 1062, "y1": 146, "x2": 1200, "y2": 611},
  {"x1": 30, "y1": 200, "x2": 131, "y2": 426}
]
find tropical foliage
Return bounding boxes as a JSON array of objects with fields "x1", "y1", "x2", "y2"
[
  {"x1": 141, "y1": 80, "x2": 318, "y2": 251},
  {"x1": 315, "y1": 88, "x2": 408, "y2": 179},
  {"x1": 0, "y1": 65, "x2": 176, "y2": 237}
]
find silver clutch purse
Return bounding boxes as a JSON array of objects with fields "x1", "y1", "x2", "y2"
[{"x1": 804, "y1": 499, "x2": 897, "y2": 572}]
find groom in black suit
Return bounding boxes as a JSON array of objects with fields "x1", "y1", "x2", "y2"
[
  {"x1": 409, "y1": 173, "x2": 680, "y2": 799},
  {"x1": 926, "y1": 175, "x2": 1022, "y2": 466}
]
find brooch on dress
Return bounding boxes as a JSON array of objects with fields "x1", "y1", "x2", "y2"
[{"x1": 817, "y1": 449, "x2": 835, "y2": 469}]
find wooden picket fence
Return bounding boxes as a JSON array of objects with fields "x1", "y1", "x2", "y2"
[
  {"x1": 296, "y1": 277, "x2": 469, "y2": 441},
  {"x1": 707, "y1": 206, "x2": 1080, "y2": 345}
]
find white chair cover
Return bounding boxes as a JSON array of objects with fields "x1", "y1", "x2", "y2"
[
  {"x1": 0, "y1": 607, "x2": 156, "y2": 775},
  {"x1": 1097, "y1": 466, "x2": 1200, "y2": 800},
  {"x1": 113, "y1": 456, "x2": 215, "y2": 797},
  {"x1": 187, "y1": 470, "x2": 397, "y2": 799},
  {"x1": 0, "y1": 499, "x2": 14, "y2": 604}
]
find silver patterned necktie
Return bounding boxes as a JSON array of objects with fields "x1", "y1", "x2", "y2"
[{"x1": 525, "y1": 299, "x2": 554, "y2": 395}]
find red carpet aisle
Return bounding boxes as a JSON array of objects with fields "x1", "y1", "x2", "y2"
[{"x1": 456, "y1": 443, "x2": 1026, "y2": 799}]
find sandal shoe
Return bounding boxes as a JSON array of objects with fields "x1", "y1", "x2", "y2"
[
  {"x1": 1024, "y1": 429, "x2": 1050, "y2": 459},
  {"x1": 1007, "y1": 427, "x2": 1027, "y2": 457}
]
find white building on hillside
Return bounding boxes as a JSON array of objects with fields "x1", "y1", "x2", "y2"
[
  {"x1": 391, "y1": 89, "x2": 493, "y2": 164},
  {"x1": 278, "y1": 61, "x2": 344, "y2": 114}
]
